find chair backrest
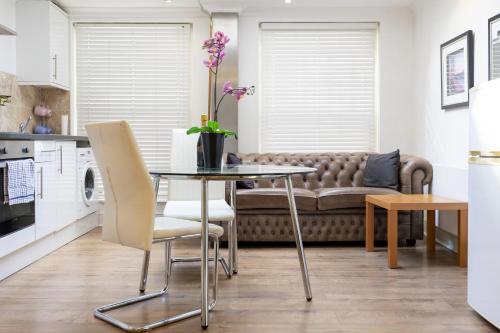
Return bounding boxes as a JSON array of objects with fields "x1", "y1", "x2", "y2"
[
  {"x1": 86, "y1": 121, "x2": 155, "y2": 251},
  {"x1": 169, "y1": 129, "x2": 225, "y2": 201}
]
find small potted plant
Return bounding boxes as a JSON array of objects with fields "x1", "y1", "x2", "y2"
[{"x1": 187, "y1": 31, "x2": 254, "y2": 168}]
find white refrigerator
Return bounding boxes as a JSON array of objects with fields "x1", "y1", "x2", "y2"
[{"x1": 468, "y1": 78, "x2": 500, "y2": 329}]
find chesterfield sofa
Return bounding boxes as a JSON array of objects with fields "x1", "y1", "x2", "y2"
[{"x1": 224, "y1": 153, "x2": 433, "y2": 244}]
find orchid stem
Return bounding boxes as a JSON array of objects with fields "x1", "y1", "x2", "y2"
[
  {"x1": 214, "y1": 92, "x2": 229, "y2": 120},
  {"x1": 213, "y1": 51, "x2": 219, "y2": 122}
]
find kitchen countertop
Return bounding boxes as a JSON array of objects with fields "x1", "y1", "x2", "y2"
[{"x1": 0, "y1": 132, "x2": 89, "y2": 142}]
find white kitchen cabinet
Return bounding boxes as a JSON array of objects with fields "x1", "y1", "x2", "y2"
[
  {"x1": 34, "y1": 141, "x2": 76, "y2": 238},
  {"x1": 16, "y1": 0, "x2": 70, "y2": 90},
  {"x1": 55, "y1": 141, "x2": 76, "y2": 229},
  {"x1": 34, "y1": 142, "x2": 58, "y2": 239}
]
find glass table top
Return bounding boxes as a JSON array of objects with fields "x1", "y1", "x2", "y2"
[{"x1": 150, "y1": 164, "x2": 316, "y2": 178}]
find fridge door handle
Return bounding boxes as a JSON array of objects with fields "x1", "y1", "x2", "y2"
[
  {"x1": 469, "y1": 154, "x2": 500, "y2": 165},
  {"x1": 469, "y1": 150, "x2": 500, "y2": 158}
]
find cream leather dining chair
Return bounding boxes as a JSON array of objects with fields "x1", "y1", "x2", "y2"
[
  {"x1": 162, "y1": 129, "x2": 237, "y2": 277},
  {"x1": 86, "y1": 121, "x2": 224, "y2": 332}
]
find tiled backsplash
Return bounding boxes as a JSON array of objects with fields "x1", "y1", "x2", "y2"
[{"x1": 0, "y1": 71, "x2": 70, "y2": 134}]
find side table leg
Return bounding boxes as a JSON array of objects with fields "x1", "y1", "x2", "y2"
[
  {"x1": 387, "y1": 209, "x2": 399, "y2": 269},
  {"x1": 458, "y1": 209, "x2": 468, "y2": 267},
  {"x1": 427, "y1": 210, "x2": 436, "y2": 253},
  {"x1": 365, "y1": 202, "x2": 375, "y2": 252}
]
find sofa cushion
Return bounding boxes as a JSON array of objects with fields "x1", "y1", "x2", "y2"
[
  {"x1": 237, "y1": 188, "x2": 317, "y2": 211},
  {"x1": 363, "y1": 150, "x2": 400, "y2": 190},
  {"x1": 316, "y1": 187, "x2": 400, "y2": 210}
]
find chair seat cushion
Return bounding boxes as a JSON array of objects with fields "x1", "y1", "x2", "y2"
[
  {"x1": 154, "y1": 217, "x2": 224, "y2": 239},
  {"x1": 164, "y1": 199, "x2": 235, "y2": 222},
  {"x1": 316, "y1": 187, "x2": 400, "y2": 210},
  {"x1": 236, "y1": 188, "x2": 317, "y2": 211}
]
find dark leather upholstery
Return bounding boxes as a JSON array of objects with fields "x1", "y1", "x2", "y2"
[
  {"x1": 236, "y1": 188, "x2": 317, "y2": 211},
  {"x1": 316, "y1": 187, "x2": 400, "y2": 210},
  {"x1": 222, "y1": 153, "x2": 433, "y2": 243}
]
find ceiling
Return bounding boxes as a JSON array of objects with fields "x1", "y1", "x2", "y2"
[{"x1": 56, "y1": 0, "x2": 415, "y2": 10}]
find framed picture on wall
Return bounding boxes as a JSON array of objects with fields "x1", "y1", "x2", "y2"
[
  {"x1": 489, "y1": 13, "x2": 500, "y2": 80},
  {"x1": 440, "y1": 30, "x2": 474, "y2": 109}
]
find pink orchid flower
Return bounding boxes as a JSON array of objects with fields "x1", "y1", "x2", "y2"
[
  {"x1": 201, "y1": 31, "x2": 255, "y2": 122},
  {"x1": 203, "y1": 57, "x2": 217, "y2": 69},
  {"x1": 223, "y1": 81, "x2": 233, "y2": 94},
  {"x1": 222, "y1": 81, "x2": 255, "y2": 101},
  {"x1": 214, "y1": 31, "x2": 230, "y2": 45}
]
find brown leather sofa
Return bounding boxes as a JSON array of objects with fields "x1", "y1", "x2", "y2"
[{"x1": 225, "y1": 153, "x2": 433, "y2": 243}]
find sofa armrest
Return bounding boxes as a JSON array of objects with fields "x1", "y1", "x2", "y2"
[{"x1": 399, "y1": 155, "x2": 433, "y2": 194}]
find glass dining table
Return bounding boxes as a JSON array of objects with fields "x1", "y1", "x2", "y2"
[{"x1": 150, "y1": 164, "x2": 315, "y2": 329}]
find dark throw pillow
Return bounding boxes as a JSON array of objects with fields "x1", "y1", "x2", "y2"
[
  {"x1": 363, "y1": 149, "x2": 400, "y2": 190},
  {"x1": 226, "y1": 153, "x2": 255, "y2": 189}
]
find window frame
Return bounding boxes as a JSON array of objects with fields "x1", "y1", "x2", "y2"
[
  {"x1": 258, "y1": 22, "x2": 380, "y2": 153},
  {"x1": 72, "y1": 22, "x2": 193, "y2": 200}
]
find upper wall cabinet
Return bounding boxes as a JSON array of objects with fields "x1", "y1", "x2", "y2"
[{"x1": 16, "y1": 1, "x2": 70, "y2": 90}]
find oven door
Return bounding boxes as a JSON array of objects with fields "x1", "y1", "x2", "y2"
[{"x1": 0, "y1": 162, "x2": 36, "y2": 238}]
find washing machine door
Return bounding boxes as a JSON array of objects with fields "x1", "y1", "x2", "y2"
[{"x1": 82, "y1": 164, "x2": 96, "y2": 206}]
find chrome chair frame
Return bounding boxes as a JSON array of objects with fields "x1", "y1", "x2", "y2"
[
  {"x1": 94, "y1": 233, "x2": 220, "y2": 333},
  {"x1": 166, "y1": 181, "x2": 238, "y2": 279}
]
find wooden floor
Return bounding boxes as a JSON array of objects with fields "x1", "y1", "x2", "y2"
[{"x1": 0, "y1": 228, "x2": 496, "y2": 333}]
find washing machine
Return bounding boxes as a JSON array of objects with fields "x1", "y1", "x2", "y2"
[{"x1": 76, "y1": 147, "x2": 100, "y2": 219}]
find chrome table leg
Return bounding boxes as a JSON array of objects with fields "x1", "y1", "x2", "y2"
[
  {"x1": 230, "y1": 180, "x2": 238, "y2": 274},
  {"x1": 284, "y1": 175, "x2": 313, "y2": 301},
  {"x1": 201, "y1": 178, "x2": 209, "y2": 328},
  {"x1": 227, "y1": 218, "x2": 234, "y2": 278},
  {"x1": 213, "y1": 236, "x2": 219, "y2": 301},
  {"x1": 153, "y1": 176, "x2": 160, "y2": 199}
]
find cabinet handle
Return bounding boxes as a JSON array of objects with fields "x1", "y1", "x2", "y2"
[
  {"x1": 38, "y1": 168, "x2": 43, "y2": 199},
  {"x1": 59, "y1": 146, "x2": 63, "y2": 174},
  {"x1": 52, "y1": 54, "x2": 58, "y2": 80}
]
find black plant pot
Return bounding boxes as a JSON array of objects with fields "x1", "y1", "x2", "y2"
[{"x1": 201, "y1": 132, "x2": 225, "y2": 168}]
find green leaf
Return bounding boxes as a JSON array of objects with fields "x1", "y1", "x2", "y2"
[
  {"x1": 202, "y1": 125, "x2": 215, "y2": 133},
  {"x1": 186, "y1": 127, "x2": 202, "y2": 135},
  {"x1": 207, "y1": 120, "x2": 219, "y2": 131},
  {"x1": 189, "y1": 122, "x2": 236, "y2": 138},
  {"x1": 222, "y1": 130, "x2": 237, "y2": 137}
]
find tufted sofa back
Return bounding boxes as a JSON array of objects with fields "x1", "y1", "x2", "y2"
[{"x1": 236, "y1": 152, "x2": 433, "y2": 194}]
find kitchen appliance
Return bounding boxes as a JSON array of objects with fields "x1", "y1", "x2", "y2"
[
  {"x1": 0, "y1": 141, "x2": 35, "y2": 238},
  {"x1": 468, "y1": 78, "x2": 500, "y2": 329},
  {"x1": 76, "y1": 147, "x2": 99, "y2": 219}
]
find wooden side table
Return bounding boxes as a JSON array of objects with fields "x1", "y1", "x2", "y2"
[{"x1": 365, "y1": 194, "x2": 468, "y2": 269}]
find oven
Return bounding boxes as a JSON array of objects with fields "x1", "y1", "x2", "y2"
[{"x1": 0, "y1": 141, "x2": 35, "y2": 238}]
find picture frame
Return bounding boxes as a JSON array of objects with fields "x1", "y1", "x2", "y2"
[
  {"x1": 440, "y1": 30, "x2": 474, "y2": 109},
  {"x1": 488, "y1": 13, "x2": 500, "y2": 80}
]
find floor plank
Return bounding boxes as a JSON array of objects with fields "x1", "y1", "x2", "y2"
[{"x1": 0, "y1": 228, "x2": 496, "y2": 333}]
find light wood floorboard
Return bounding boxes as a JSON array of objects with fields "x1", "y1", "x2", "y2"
[{"x1": 0, "y1": 228, "x2": 496, "y2": 333}]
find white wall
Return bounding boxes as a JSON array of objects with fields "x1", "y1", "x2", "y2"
[
  {"x1": 238, "y1": 6, "x2": 415, "y2": 154},
  {"x1": 0, "y1": 0, "x2": 17, "y2": 74},
  {"x1": 413, "y1": 0, "x2": 500, "y2": 242}
]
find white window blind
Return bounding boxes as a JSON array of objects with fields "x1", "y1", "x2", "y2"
[
  {"x1": 75, "y1": 23, "x2": 191, "y2": 200},
  {"x1": 260, "y1": 23, "x2": 378, "y2": 152}
]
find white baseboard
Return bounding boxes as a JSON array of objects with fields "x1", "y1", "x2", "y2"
[
  {"x1": 0, "y1": 213, "x2": 99, "y2": 281},
  {"x1": 435, "y1": 226, "x2": 458, "y2": 253}
]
